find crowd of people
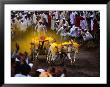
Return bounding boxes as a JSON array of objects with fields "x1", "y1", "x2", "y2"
[
  {"x1": 11, "y1": 58, "x2": 67, "y2": 77},
  {"x1": 11, "y1": 10, "x2": 100, "y2": 42}
]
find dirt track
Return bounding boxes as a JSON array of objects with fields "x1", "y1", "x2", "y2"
[{"x1": 32, "y1": 47, "x2": 100, "y2": 77}]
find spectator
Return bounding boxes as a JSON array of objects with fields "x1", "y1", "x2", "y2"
[{"x1": 14, "y1": 63, "x2": 31, "y2": 77}]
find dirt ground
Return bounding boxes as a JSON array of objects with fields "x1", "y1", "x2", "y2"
[{"x1": 31, "y1": 47, "x2": 100, "y2": 77}]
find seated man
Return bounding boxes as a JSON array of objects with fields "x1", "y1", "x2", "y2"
[
  {"x1": 14, "y1": 63, "x2": 31, "y2": 77},
  {"x1": 39, "y1": 67, "x2": 55, "y2": 77},
  {"x1": 57, "y1": 24, "x2": 68, "y2": 40},
  {"x1": 67, "y1": 25, "x2": 76, "y2": 37},
  {"x1": 82, "y1": 29, "x2": 93, "y2": 41},
  {"x1": 67, "y1": 25, "x2": 81, "y2": 41}
]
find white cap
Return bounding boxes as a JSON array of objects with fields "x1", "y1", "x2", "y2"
[
  {"x1": 75, "y1": 27, "x2": 78, "y2": 29},
  {"x1": 63, "y1": 17, "x2": 65, "y2": 20},
  {"x1": 78, "y1": 29, "x2": 82, "y2": 31},
  {"x1": 28, "y1": 63, "x2": 33, "y2": 68},
  {"x1": 39, "y1": 19, "x2": 43, "y2": 23},
  {"x1": 15, "y1": 58, "x2": 20, "y2": 62},
  {"x1": 56, "y1": 20, "x2": 59, "y2": 22},
  {"x1": 63, "y1": 24, "x2": 67, "y2": 26},
  {"x1": 36, "y1": 69, "x2": 45, "y2": 72}
]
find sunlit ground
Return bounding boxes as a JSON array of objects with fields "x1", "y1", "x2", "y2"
[{"x1": 11, "y1": 27, "x2": 67, "y2": 55}]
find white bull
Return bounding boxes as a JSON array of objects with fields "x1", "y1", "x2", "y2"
[
  {"x1": 46, "y1": 43, "x2": 58, "y2": 63},
  {"x1": 66, "y1": 44, "x2": 78, "y2": 64}
]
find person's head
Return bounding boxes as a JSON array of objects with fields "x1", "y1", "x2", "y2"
[
  {"x1": 81, "y1": 12, "x2": 83, "y2": 16},
  {"x1": 20, "y1": 63, "x2": 31, "y2": 76},
  {"x1": 19, "y1": 53, "x2": 26, "y2": 64},
  {"x1": 24, "y1": 51, "x2": 28, "y2": 57},
  {"x1": 17, "y1": 17, "x2": 20, "y2": 20},
  {"x1": 63, "y1": 24, "x2": 67, "y2": 29},
  {"x1": 68, "y1": 44, "x2": 72, "y2": 47},
  {"x1": 25, "y1": 16, "x2": 27, "y2": 19},
  {"x1": 47, "y1": 67, "x2": 55, "y2": 74},
  {"x1": 70, "y1": 11, "x2": 72, "y2": 14},
  {"x1": 70, "y1": 39, "x2": 74, "y2": 42},
  {"x1": 77, "y1": 12, "x2": 80, "y2": 16},
  {"x1": 93, "y1": 19, "x2": 97, "y2": 24},
  {"x1": 84, "y1": 29, "x2": 88, "y2": 33},
  {"x1": 90, "y1": 11, "x2": 93, "y2": 15},
  {"x1": 75, "y1": 28, "x2": 78, "y2": 31},
  {"x1": 21, "y1": 20, "x2": 23, "y2": 23},
  {"x1": 12, "y1": 19, "x2": 15, "y2": 23},
  {"x1": 63, "y1": 19, "x2": 66, "y2": 24},
  {"x1": 35, "y1": 71, "x2": 41, "y2": 77},
  {"x1": 72, "y1": 24, "x2": 75, "y2": 27},
  {"x1": 39, "y1": 22, "x2": 42, "y2": 25},
  {"x1": 63, "y1": 26, "x2": 67, "y2": 29},
  {"x1": 55, "y1": 66, "x2": 63, "y2": 76}
]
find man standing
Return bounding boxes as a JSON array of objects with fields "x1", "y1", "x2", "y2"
[{"x1": 57, "y1": 24, "x2": 68, "y2": 41}]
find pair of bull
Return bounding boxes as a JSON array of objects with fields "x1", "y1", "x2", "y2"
[{"x1": 32, "y1": 40, "x2": 79, "y2": 65}]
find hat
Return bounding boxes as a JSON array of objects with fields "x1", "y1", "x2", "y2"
[
  {"x1": 84, "y1": 29, "x2": 87, "y2": 32},
  {"x1": 63, "y1": 17, "x2": 65, "y2": 20},
  {"x1": 28, "y1": 63, "x2": 33, "y2": 68},
  {"x1": 56, "y1": 20, "x2": 59, "y2": 22},
  {"x1": 39, "y1": 19, "x2": 43, "y2": 23},
  {"x1": 78, "y1": 29, "x2": 82, "y2": 31},
  {"x1": 63, "y1": 24, "x2": 67, "y2": 26},
  {"x1": 75, "y1": 27, "x2": 78, "y2": 29},
  {"x1": 36, "y1": 69, "x2": 45, "y2": 72},
  {"x1": 15, "y1": 58, "x2": 20, "y2": 62}
]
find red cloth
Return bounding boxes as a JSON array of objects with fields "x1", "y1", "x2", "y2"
[
  {"x1": 40, "y1": 35, "x2": 46, "y2": 41},
  {"x1": 48, "y1": 15, "x2": 51, "y2": 27},
  {"x1": 93, "y1": 19, "x2": 99, "y2": 33},
  {"x1": 19, "y1": 53, "x2": 25, "y2": 60},
  {"x1": 75, "y1": 16, "x2": 84, "y2": 27},
  {"x1": 93, "y1": 23, "x2": 99, "y2": 33}
]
